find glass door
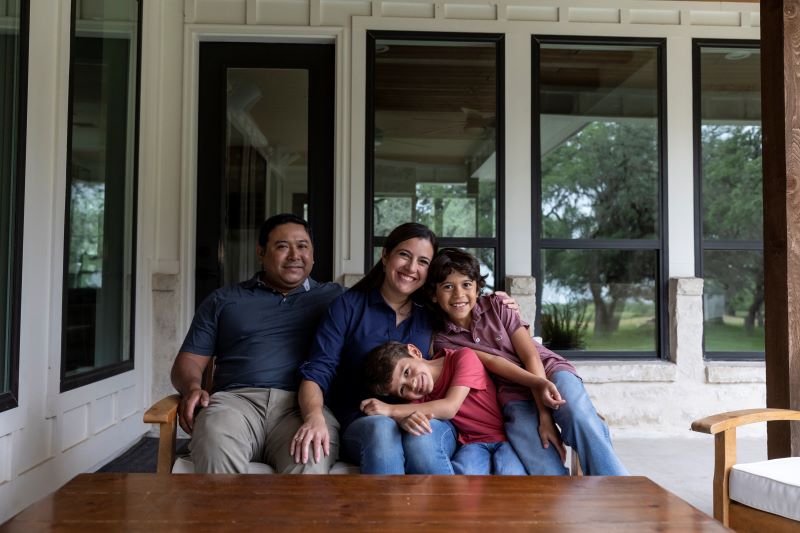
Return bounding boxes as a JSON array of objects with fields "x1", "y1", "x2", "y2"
[{"x1": 196, "y1": 42, "x2": 334, "y2": 305}]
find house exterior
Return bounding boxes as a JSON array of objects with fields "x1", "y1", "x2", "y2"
[{"x1": 0, "y1": 0, "x2": 766, "y2": 521}]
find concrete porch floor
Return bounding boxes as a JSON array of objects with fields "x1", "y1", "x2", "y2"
[{"x1": 612, "y1": 436, "x2": 767, "y2": 517}]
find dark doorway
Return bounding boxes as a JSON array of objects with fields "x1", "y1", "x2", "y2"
[{"x1": 196, "y1": 41, "x2": 335, "y2": 306}]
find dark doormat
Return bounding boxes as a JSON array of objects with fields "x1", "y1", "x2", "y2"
[{"x1": 98, "y1": 437, "x2": 190, "y2": 473}]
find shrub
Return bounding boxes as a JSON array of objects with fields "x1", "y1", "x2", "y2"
[{"x1": 541, "y1": 301, "x2": 589, "y2": 350}]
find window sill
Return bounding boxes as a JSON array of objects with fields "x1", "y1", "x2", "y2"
[
  {"x1": 705, "y1": 361, "x2": 765, "y2": 384},
  {"x1": 573, "y1": 360, "x2": 677, "y2": 383}
]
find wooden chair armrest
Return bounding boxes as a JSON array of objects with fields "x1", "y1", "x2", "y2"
[
  {"x1": 143, "y1": 394, "x2": 182, "y2": 474},
  {"x1": 143, "y1": 394, "x2": 180, "y2": 425},
  {"x1": 691, "y1": 408, "x2": 800, "y2": 435}
]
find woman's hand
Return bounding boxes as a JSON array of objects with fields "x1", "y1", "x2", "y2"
[
  {"x1": 360, "y1": 398, "x2": 393, "y2": 417},
  {"x1": 399, "y1": 411, "x2": 433, "y2": 436},
  {"x1": 538, "y1": 410, "x2": 567, "y2": 463},
  {"x1": 494, "y1": 291, "x2": 519, "y2": 311},
  {"x1": 532, "y1": 379, "x2": 566, "y2": 411}
]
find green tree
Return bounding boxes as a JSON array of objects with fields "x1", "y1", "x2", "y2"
[
  {"x1": 701, "y1": 125, "x2": 763, "y2": 333},
  {"x1": 541, "y1": 120, "x2": 659, "y2": 338}
]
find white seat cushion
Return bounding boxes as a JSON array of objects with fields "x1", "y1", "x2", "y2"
[
  {"x1": 172, "y1": 456, "x2": 358, "y2": 474},
  {"x1": 729, "y1": 457, "x2": 800, "y2": 522}
]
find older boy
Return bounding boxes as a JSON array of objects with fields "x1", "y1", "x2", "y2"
[
  {"x1": 363, "y1": 341, "x2": 552, "y2": 475},
  {"x1": 427, "y1": 248, "x2": 628, "y2": 476}
]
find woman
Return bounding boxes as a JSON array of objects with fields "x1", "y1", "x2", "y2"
[{"x1": 293, "y1": 223, "x2": 454, "y2": 473}]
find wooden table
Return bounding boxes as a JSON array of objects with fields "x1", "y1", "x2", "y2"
[{"x1": 2, "y1": 473, "x2": 727, "y2": 532}]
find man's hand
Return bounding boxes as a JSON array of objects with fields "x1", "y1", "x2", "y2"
[
  {"x1": 399, "y1": 411, "x2": 433, "y2": 436},
  {"x1": 538, "y1": 410, "x2": 567, "y2": 463},
  {"x1": 290, "y1": 413, "x2": 330, "y2": 465},
  {"x1": 178, "y1": 388, "x2": 209, "y2": 434},
  {"x1": 360, "y1": 398, "x2": 393, "y2": 417},
  {"x1": 532, "y1": 379, "x2": 566, "y2": 411}
]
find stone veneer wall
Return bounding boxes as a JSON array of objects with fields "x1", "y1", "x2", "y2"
[
  {"x1": 151, "y1": 274, "x2": 765, "y2": 437},
  {"x1": 152, "y1": 274, "x2": 182, "y2": 404}
]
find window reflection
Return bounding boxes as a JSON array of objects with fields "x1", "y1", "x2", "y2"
[
  {"x1": 537, "y1": 40, "x2": 663, "y2": 356},
  {"x1": 0, "y1": 0, "x2": 25, "y2": 403},
  {"x1": 370, "y1": 34, "x2": 501, "y2": 281},
  {"x1": 540, "y1": 44, "x2": 659, "y2": 240},
  {"x1": 62, "y1": 1, "x2": 139, "y2": 386},
  {"x1": 223, "y1": 68, "x2": 309, "y2": 285},
  {"x1": 703, "y1": 250, "x2": 764, "y2": 353},
  {"x1": 697, "y1": 43, "x2": 763, "y2": 357},
  {"x1": 541, "y1": 249, "x2": 657, "y2": 352}
]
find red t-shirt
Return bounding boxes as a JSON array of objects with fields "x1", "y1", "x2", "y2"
[{"x1": 418, "y1": 347, "x2": 506, "y2": 444}]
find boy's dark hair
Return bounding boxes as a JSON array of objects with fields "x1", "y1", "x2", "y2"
[
  {"x1": 364, "y1": 341, "x2": 413, "y2": 396},
  {"x1": 258, "y1": 213, "x2": 312, "y2": 247},
  {"x1": 426, "y1": 248, "x2": 487, "y2": 296},
  {"x1": 425, "y1": 248, "x2": 487, "y2": 330}
]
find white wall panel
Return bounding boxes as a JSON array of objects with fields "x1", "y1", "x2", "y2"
[
  {"x1": 255, "y1": 0, "x2": 310, "y2": 25},
  {"x1": 320, "y1": 0, "x2": 371, "y2": 26},
  {"x1": 92, "y1": 393, "x2": 115, "y2": 434},
  {"x1": 192, "y1": 0, "x2": 248, "y2": 24},
  {"x1": 118, "y1": 385, "x2": 138, "y2": 420},
  {"x1": 443, "y1": 3, "x2": 496, "y2": 20},
  {"x1": 0, "y1": 433, "x2": 11, "y2": 483},
  {"x1": 567, "y1": 7, "x2": 620, "y2": 24},
  {"x1": 629, "y1": 9, "x2": 680, "y2": 26},
  {"x1": 689, "y1": 10, "x2": 741, "y2": 27},
  {"x1": 60, "y1": 405, "x2": 89, "y2": 451},
  {"x1": 14, "y1": 419, "x2": 54, "y2": 475},
  {"x1": 381, "y1": 1, "x2": 434, "y2": 19},
  {"x1": 505, "y1": 5, "x2": 558, "y2": 22}
]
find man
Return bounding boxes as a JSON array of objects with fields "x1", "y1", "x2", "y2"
[{"x1": 171, "y1": 213, "x2": 344, "y2": 473}]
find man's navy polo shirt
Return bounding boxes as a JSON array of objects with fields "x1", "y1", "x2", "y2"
[{"x1": 180, "y1": 274, "x2": 344, "y2": 393}]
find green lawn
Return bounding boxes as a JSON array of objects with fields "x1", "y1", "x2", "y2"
[
  {"x1": 583, "y1": 317, "x2": 655, "y2": 351},
  {"x1": 703, "y1": 318, "x2": 765, "y2": 352},
  {"x1": 560, "y1": 314, "x2": 764, "y2": 353}
]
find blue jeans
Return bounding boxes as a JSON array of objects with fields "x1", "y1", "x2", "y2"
[
  {"x1": 504, "y1": 371, "x2": 628, "y2": 476},
  {"x1": 341, "y1": 415, "x2": 457, "y2": 474},
  {"x1": 451, "y1": 441, "x2": 527, "y2": 475}
]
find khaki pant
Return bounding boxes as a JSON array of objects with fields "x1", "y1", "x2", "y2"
[{"x1": 190, "y1": 387, "x2": 339, "y2": 474}]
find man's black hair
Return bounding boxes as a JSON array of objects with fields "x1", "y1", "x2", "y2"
[{"x1": 258, "y1": 213, "x2": 312, "y2": 246}]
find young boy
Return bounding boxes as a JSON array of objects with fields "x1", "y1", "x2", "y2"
[
  {"x1": 427, "y1": 248, "x2": 628, "y2": 476},
  {"x1": 361, "y1": 341, "x2": 559, "y2": 475}
]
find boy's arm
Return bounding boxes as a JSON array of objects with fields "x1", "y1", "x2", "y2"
[
  {"x1": 472, "y1": 344, "x2": 563, "y2": 410},
  {"x1": 471, "y1": 349, "x2": 544, "y2": 389},
  {"x1": 361, "y1": 385, "x2": 471, "y2": 422},
  {"x1": 509, "y1": 327, "x2": 547, "y2": 378},
  {"x1": 509, "y1": 327, "x2": 567, "y2": 461}
]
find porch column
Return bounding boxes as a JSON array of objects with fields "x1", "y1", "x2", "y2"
[
  {"x1": 505, "y1": 276, "x2": 536, "y2": 327},
  {"x1": 760, "y1": 0, "x2": 800, "y2": 457}
]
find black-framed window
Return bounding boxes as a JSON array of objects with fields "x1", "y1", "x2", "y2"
[
  {"x1": 693, "y1": 40, "x2": 763, "y2": 360},
  {"x1": 366, "y1": 31, "x2": 504, "y2": 288},
  {"x1": 61, "y1": 0, "x2": 141, "y2": 391},
  {"x1": 533, "y1": 37, "x2": 667, "y2": 359},
  {"x1": 0, "y1": 0, "x2": 29, "y2": 412}
]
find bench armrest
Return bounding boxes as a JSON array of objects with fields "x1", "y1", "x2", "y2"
[
  {"x1": 691, "y1": 408, "x2": 800, "y2": 435},
  {"x1": 143, "y1": 394, "x2": 181, "y2": 474}
]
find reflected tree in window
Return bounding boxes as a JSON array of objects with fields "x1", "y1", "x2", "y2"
[
  {"x1": 696, "y1": 43, "x2": 763, "y2": 357},
  {"x1": 542, "y1": 122, "x2": 658, "y2": 341},
  {"x1": 536, "y1": 39, "x2": 664, "y2": 355}
]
